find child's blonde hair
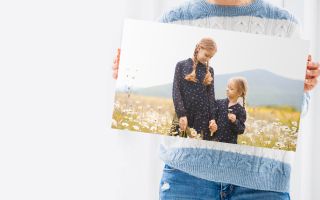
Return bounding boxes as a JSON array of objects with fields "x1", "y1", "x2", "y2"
[
  {"x1": 229, "y1": 77, "x2": 248, "y2": 107},
  {"x1": 185, "y1": 37, "x2": 217, "y2": 86}
]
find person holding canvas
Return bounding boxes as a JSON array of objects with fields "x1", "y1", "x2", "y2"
[{"x1": 112, "y1": 0, "x2": 320, "y2": 199}]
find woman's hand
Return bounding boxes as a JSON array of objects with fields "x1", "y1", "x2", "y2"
[
  {"x1": 228, "y1": 113, "x2": 237, "y2": 123},
  {"x1": 209, "y1": 119, "x2": 218, "y2": 133},
  {"x1": 304, "y1": 55, "x2": 320, "y2": 92},
  {"x1": 112, "y1": 48, "x2": 121, "y2": 80},
  {"x1": 179, "y1": 116, "x2": 188, "y2": 131}
]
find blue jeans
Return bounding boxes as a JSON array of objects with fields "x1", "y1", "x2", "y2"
[{"x1": 159, "y1": 165, "x2": 290, "y2": 200}]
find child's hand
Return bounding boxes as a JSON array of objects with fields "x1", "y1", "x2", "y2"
[
  {"x1": 304, "y1": 55, "x2": 319, "y2": 92},
  {"x1": 179, "y1": 116, "x2": 188, "y2": 131},
  {"x1": 112, "y1": 48, "x2": 121, "y2": 80},
  {"x1": 228, "y1": 113, "x2": 237, "y2": 123},
  {"x1": 209, "y1": 119, "x2": 218, "y2": 133}
]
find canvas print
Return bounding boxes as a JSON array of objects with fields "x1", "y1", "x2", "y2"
[{"x1": 111, "y1": 19, "x2": 309, "y2": 151}]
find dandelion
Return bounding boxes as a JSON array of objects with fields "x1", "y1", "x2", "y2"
[
  {"x1": 112, "y1": 119, "x2": 118, "y2": 127},
  {"x1": 265, "y1": 141, "x2": 272, "y2": 145},
  {"x1": 189, "y1": 128, "x2": 198, "y2": 137},
  {"x1": 133, "y1": 125, "x2": 140, "y2": 131},
  {"x1": 195, "y1": 134, "x2": 202, "y2": 140},
  {"x1": 121, "y1": 122, "x2": 129, "y2": 127}
]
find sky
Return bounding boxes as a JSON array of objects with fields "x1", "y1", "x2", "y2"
[{"x1": 117, "y1": 19, "x2": 309, "y2": 89}]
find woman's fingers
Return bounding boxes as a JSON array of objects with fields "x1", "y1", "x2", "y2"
[
  {"x1": 304, "y1": 55, "x2": 319, "y2": 91},
  {"x1": 306, "y1": 68, "x2": 320, "y2": 78},
  {"x1": 304, "y1": 78, "x2": 318, "y2": 91},
  {"x1": 305, "y1": 62, "x2": 319, "y2": 83},
  {"x1": 112, "y1": 68, "x2": 119, "y2": 79},
  {"x1": 117, "y1": 48, "x2": 121, "y2": 57},
  {"x1": 307, "y1": 54, "x2": 312, "y2": 62},
  {"x1": 305, "y1": 77, "x2": 318, "y2": 86},
  {"x1": 307, "y1": 61, "x2": 319, "y2": 70}
]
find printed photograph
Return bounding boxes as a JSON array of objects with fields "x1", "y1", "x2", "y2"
[{"x1": 111, "y1": 19, "x2": 309, "y2": 151}]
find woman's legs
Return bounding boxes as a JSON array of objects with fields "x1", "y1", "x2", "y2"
[
  {"x1": 230, "y1": 185, "x2": 290, "y2": 200},
  {"x1": 159, "y1": 165, "x2": 220, "y2": 200}
]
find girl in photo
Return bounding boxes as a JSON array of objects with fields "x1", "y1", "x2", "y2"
[
  {"x1": 171, "y1": 37, "x2": 218, "y2": 140},
  {"x1": 210, "y1": 77, "x2": 248, "y2": 144}
]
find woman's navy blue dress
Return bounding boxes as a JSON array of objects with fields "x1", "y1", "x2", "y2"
[{"x1": 172, "y1": 58, "x2": 216, "y2": 139}]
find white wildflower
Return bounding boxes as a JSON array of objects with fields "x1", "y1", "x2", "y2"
[
  {"x1": 112, "y1": 119, "x2": 118, "y2": 127},
  {"x1": 121, "y1": 122, "x2": 129, "y2": 127}
]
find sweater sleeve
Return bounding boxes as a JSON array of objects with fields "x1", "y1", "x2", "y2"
[
  {"x1": 157, "y1": 6, "x2": 183, "y2": 23},
  {"x1": 172, "y1": 62, "x2": 187, "y2": 118},
  {"x1": 289, "y1": 22, "x2": 311, "y2": 117},
  {"x1": 207, "y1": 67, "x2": 216, "y2": 120},
  {"x1": 231, "y1": 107, "x2": 246, "y2": 135},
  {"x1": 156, "y1": 1, "x2": 191, "y2": 23},
  {"x1": 300, "y1": 92, "x2": 311, "y2": 118}
]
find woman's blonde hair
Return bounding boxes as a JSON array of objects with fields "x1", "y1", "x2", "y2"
[
  {"x1": 185, "y1": 37, "x2": 217, "y2": 86},
  {"x1": 229, "y1": 77, "x2": 248, "y2": 107}
]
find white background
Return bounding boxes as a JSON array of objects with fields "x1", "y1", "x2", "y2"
[{"x1": 0, "y1": 0, "x2": 319, "y2": 200}]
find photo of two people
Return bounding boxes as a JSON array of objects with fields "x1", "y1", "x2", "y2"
[
  {"x1": 169, "y1": 37, "x2": 247, "y2": 146},
  {"x1": 111, "y1": 19, "x2": 309, "y2": 152}
]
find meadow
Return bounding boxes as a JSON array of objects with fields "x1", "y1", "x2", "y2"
[{"x1": 112, "y1": 93, "x2": 300, "y2": 151}]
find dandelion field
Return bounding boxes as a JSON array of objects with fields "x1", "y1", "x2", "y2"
[
  {"x1": 111, "y1": 93, "x2": 300, "y2": 151},
  {"x1": 238, "y1": 106, "x2": 300, "y2": 151},
  {"x1": 112, "y1": 93, "x2": 175, "y2": 135}
]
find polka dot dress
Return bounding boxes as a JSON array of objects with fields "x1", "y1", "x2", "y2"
[
  {"x1": 172, "y1": 58, "x2": 216, "y2": 137},
  {"x1": 211, "y1": 98, "x2": 247, "y2": 144}
]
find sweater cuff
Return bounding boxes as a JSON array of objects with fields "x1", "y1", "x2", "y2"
[{"x1": 300, "y1": 92, "x2": 311, "y2": 118}]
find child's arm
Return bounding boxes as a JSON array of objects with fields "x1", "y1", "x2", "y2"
[
  {"x1": 207, "y1": 67, "x2": 216, "y2": 120},
  {"x1": 230, "y1": 108, "x2": 246, "y2": 135},
  {"x1": 173, "y1": 62, "x2": 187, "y2": 119}
]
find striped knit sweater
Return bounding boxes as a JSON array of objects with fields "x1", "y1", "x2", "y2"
[{"x1": 157, "y1": 0, "x2": 310, "y2": 193}]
